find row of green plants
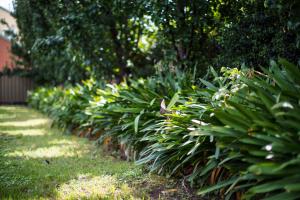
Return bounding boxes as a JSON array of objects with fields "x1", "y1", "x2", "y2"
[{"x1": 28, "y1": 59, "x2": 300, "y2": 200}]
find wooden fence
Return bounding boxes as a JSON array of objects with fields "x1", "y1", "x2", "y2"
[{"x1": 0, "y1": 75, "x2": 35, "y2": 104}]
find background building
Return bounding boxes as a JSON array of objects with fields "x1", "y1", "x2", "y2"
[{"x1": 0, "y1": 6, "x2": 18, "y2": 71}]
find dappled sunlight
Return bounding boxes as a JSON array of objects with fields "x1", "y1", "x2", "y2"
[
  {"x1": 0, "y1": 118, "x2": 49, "y2": 127},
  {"x1": 0, "y1": 113, "x2": 17, "y2": 120},
  {"x1": 2, "y1": 0, "x2": 296, "y2": 198},
  {"x1": 0, "y1": 106, "x2": 23, "y2": 112},
  {"x1": 0, "y1": 106, "x2": 153, "y2": 199},
  {"x1": 0, "y1": 107, "x2": 41, "y2": 117},
  {"x1": 3, "y1": 128, "x2": 46, "y2": 136},
  {"x1": 6, "y1": 144, "x2": 84, "y2": 158},
  {"x1": 48, "y1": 138, "x2": 77, "y2": 145},
  {"x1": 56, "y1": 174, "x2": 132, "y2": 199}
]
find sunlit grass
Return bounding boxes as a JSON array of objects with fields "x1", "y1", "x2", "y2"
[
  {"x1": 0, "y1": 106, "x2": 146, "y2": 200},
  {"x1": 6, "y1": 144, "x2": 82, "y2": 158},
  {"x1": 2, "y1": 129, "x2": 46, "y2": 136},
  {"x1": 0, "y1": 118, "x2": 49, "y2": 127},
  {"x1": 0, "y1": 106, "x2": 192, "y2": 200},
  {"x1": 56, "y1": 175, "x2": 134, "y2": 199}
]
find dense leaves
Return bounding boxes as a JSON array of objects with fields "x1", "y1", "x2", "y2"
[
  {"x1": 197, "y1": 59, "x2": 300, "y2": 199},
  {"x1": 16, "y1": 0, "x2": 300, "y2": 199},
  {"x1": 216, "y1": 0, "x2": 300, "y2": 68},
  {"x1": 13, "y1": 0, "x2": 300, "y2": 84},
  {"x1": 28, "y1": 60, "x2": 300, "y2": 199}
]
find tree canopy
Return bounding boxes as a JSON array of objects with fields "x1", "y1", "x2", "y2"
[{"x1": 12, "y1": 0, "x2": 300, "y2": 84}]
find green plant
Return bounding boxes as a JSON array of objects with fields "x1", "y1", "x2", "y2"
[
  {"x1": 87, "y1": 71, "x2": 193, "y2": 152},
  {"x1": 197, "y1": 59, "x2": 300, "y2": 199},
  {"x1": 28, "y1": 78, "x2": 100, "y2": 132},
  {"x1": 136, "y1": 67, "x2": 243, "y2": 186},
  {"x1": 28, "y1": 59, "x2": 300, "y2": 200}
]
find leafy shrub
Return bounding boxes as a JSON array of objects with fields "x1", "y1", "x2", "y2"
[
  {"x1": 28, "y1": 79, "x2": 100, "y2": 132},
  {"x1": 28, "y1": 60, "x2": 300, "y2": 199},
  {"x1": 196, "y1": 59, "x2": 300, "y2": 199},
  {"x1": 86, "y1": 71, "x2": 193, "y2": 152}
]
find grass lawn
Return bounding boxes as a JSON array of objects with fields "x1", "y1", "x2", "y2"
[{"x1": 0, "y1": 106, "x2": 194, "y2": 200}]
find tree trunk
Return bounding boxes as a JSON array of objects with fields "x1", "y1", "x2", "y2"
[{"x1": 108, "y1": 14, "x2": 128, "y2": 83}]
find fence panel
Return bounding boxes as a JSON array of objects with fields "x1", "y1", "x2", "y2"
[{"x1": 0, "y1": 75, "x2": 34, "y2": 104}]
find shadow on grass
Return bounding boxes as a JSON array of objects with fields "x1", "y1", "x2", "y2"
[
  {"x1": 0, "y1": 132, "x2": 147, "y2": 200},
  {"x1": 0, "y1": 106, "x2": 196, "y2": 200},
  {"x1": 0, "y1": 106, "x2": 147, "y2": 200},
  {"x1": 0, "y1": 106, "x2": 47, "y2": 123}
]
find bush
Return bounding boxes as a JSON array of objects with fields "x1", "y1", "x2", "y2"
[
  {"x1": 27, "y1": 60, "x2": 300, "y2": 199},
  {"x1": 197, "y1": 59, "x2": 300, "y2": 199},
  {"x1": 28, "y1": 79, "x2": 100, "y2": 132}
]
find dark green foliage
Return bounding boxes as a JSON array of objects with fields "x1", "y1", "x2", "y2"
[
  {"x1": 13, "y1": 0, "x2": 158, "y2": 83},
  {"x1": 86, "y1": 71, "x2": 193, "y2": 149},
  {"x1": 28, "y1": 78, "x2": 101, "y2": 131},
  {"x1": 11, "y1": 1, "x2": 300, "y2": 199},
  {"x1": 28, "y1": 60, "x2": 300, "y2": 199},
  {"x1": 13, "y1": 0, "x2": 300, "y2": 84},
  {"x1": 215, "y1": 0, "x2": 300, "y2": 68},
  {"x1": 197, "y1": 59, "x2": 300, "y2": 199},
  {"x1": 146, "y1": 0, "x2": 220, "y2": 72}
]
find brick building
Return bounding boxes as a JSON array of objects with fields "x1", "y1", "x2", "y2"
[{"x1": 0, "y1": 6, "x2": 18, "y2": 71}]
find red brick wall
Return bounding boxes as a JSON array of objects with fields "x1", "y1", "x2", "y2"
[{"x1": 0, "y1": 37, "x2": 14, "y2": 71}]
